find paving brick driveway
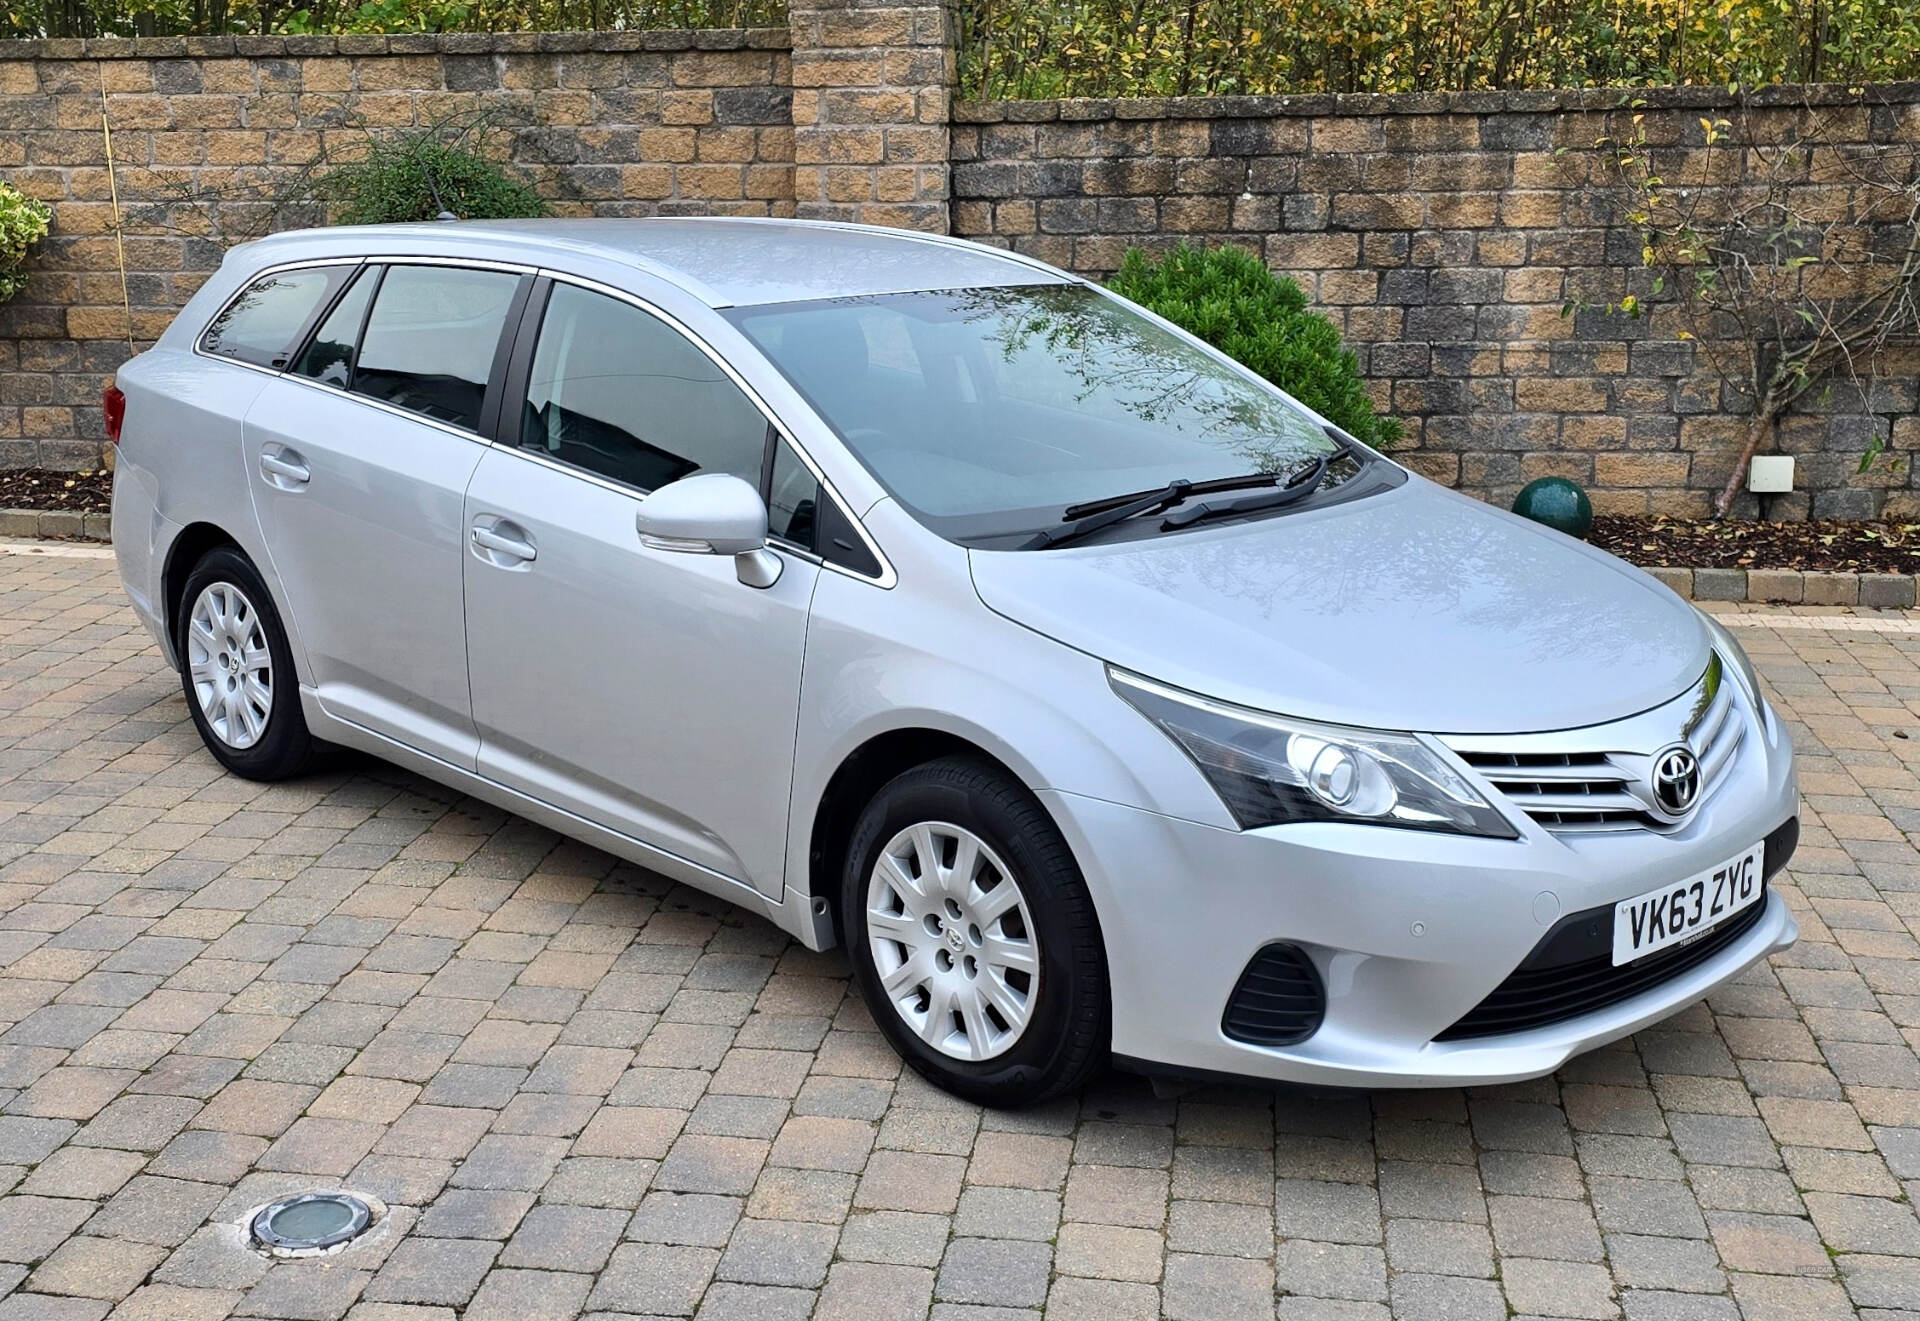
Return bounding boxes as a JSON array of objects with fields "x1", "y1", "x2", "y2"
[{"x1": 2, "y1": 540, "x2": 1919, "y2": 1321}]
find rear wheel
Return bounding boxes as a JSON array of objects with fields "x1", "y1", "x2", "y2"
[
  {"x1": 842, "y1": 756, "x2": 1108, "y2": 1106},
  {"x1": 176, "y1": 547, "x2": 319, "y2": 780}
]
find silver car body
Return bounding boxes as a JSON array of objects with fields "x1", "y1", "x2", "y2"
[{"x1": 111, "y1": 218, "x2": 1799, "y2": 1090}]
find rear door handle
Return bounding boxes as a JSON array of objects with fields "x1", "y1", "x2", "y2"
[
  {"x1": 259, "y1": 448, "x2": 310, "y2": 488},
  {"x1": 472, "y1": 521, "x2": 537, "y2": 564}
]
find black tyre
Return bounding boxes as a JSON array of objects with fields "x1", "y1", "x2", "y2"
[
  {"x1": 175, "y1": 547, "x2": 319, "y2": 781},
  {"x1": 842, "y1": 756, "x2": 1109, "y2": 1106}
]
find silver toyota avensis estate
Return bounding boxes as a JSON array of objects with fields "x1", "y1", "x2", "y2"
[{"x1": 110, "y1": 218, "x2": 1799, "y2": 1106}]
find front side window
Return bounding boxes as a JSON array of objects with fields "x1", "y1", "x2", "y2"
[
  {"x1": 351, "y1": 265, "x2": 520, "y2": 431},
  {"x1": 201, "y1": 266, "x2": 349, "y2": 369},
  {"x1": 519, "y1": 283, "x2": 769, "y2": 492},
  {"x1": 727, "y1": 284, "x2": 1359, "y2": 545},
  {"x1": 767, "y1": 439, "x2": 820, "y2": 549}
]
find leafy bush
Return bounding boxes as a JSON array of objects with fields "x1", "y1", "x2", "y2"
[
  {"x1": 1108, "y1": 243, "x2": 1400, "y2": 450},
  {"x1": 317, "y1": 126, "x2": 549, "y2": 225},
  {"x1": 0, "y1": 180, "x2": 52, "y2": 304},
  {"x1": 281, "y1": 0, "x2": 477, "y2": 33},
  {"x1": 959, "y1": 0, "x2": 1920, "y2": 98}
]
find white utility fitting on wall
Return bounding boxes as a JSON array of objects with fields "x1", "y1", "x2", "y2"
[{"x1": 1748, "y1": 456, "x2": 1795, "y2": 494}]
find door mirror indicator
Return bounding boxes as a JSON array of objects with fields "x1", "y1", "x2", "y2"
[{"x1": 635, "y1": 473, "x2": 783, "y2": 588}]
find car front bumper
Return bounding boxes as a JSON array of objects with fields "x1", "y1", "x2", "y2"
[{"x1": 1042, "y1": 691, "x2": 1799, "y2": 1090}]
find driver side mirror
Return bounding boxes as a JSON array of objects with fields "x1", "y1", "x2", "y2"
[{"x1": 635, "y1": 473, "x2": 783, "y2": 588}]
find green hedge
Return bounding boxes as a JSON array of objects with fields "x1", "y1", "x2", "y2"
[
  {"x1": 1108, "y1": 243, "x2": 1400, "y2": 450},
  {"x1": 7, "y1": 0, "x2": 781, "y2": 39},
  {"x1": 959, "y1": 0, "x2": 1920, "y2": 99}
]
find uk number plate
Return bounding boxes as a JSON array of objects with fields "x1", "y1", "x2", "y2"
[{"x1": 1611, "y1": 842, "x2": 1765, "y2": 966}]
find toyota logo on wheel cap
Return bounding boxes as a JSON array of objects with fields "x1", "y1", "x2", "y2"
[{"x1": 1650, "y1": 744, "x2": 1702, "y2": 818}]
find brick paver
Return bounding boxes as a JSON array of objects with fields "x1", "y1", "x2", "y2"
[{"x1": 3, "y1": 540, "x2": 1919, "y2": 1320}]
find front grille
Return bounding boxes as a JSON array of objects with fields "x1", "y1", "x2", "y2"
[
  {"x1": 1436, "y1": 898, "x2": 1769, "y2": 1040},
  {"x1": 1450, "y1": 656, "x2": 1746, "y2": 834},
  {"x1": 1222, "y1": 943, "x2": 1325, "y2": 1047},
  {"x1": 1435, "y1": 816, "x2": 1798, "y2": 1042},
  {"x1": 1456, "y1": 749, "x2": 1647, "y2": 831}
]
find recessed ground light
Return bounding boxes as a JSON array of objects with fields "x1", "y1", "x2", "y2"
[{"x1": 249, "y1": 1193, "x2": 374, "y2": 1254}]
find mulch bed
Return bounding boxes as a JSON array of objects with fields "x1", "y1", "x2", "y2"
[
  {"x1": 0, "y1": 467, "x2": 114, "y2": 514},
  {"x1": 4, "y1": 469, "x2": 1920, "y2": 573},
  {"x1": 1589, "y1": 515, "x2": 1920, "y2": 574}
]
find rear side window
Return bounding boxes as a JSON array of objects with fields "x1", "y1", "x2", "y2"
[
  {"x1": 293, "y1": 265, "x2": 379, "y2": 388},
  {"x1": 519, "y1": 283, "x2": 769, "y2": 491},
  {"x1": 351, "y1": 265, "x2": 520, "y2": 432},
  {"x1": 200, "y1": 266, "x2": 348, "y2": 368}
]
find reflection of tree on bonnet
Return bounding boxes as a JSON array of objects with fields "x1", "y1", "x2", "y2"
[{"x1": 1091, "y1": 478, "x2": 1696, "y2": 692}]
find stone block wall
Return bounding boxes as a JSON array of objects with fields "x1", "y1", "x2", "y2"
[
  {"x1": 3, "y1": 19, "x2": 1918, "y2": 521},
  {"x1": 952, "y1": 88, "x2": 1920, "y2": 519},
  {"x1": 0, "y1": 29, "x2": 796, "y2": 462},
  {"x1": 788, "y1": 0, "x2": 953, "y2": 231}
]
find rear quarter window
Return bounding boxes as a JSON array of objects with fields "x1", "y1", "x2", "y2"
[{"x1": 200, "y1": 266, "x2": 351, "y2": 369}]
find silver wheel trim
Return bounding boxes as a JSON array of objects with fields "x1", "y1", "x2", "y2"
[
  {"x1": 865, "y1": 821, "x2": 1040, "y2": 1062},
  {"x1": 187, "y1": 581, "x2": 272, "y2": 751}
]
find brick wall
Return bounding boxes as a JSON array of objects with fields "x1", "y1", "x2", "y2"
[
  {"x1": 952, "y1": 89, "x2": 1920, "y2": 519},
  {"x1": 0, "y1": 29, "x2": 796, "y2": 463}
]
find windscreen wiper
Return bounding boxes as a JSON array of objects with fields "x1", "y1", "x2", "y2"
[
  {"x1": 1022, "y1": 472, "x2": 1279, "y2": 551},
  {"x1": 1159, "y1": 431, "x2": 1359, "y2": 531},
  {"x1": 1058, "y1": 471, "x2": 1282, "y2": 520}
]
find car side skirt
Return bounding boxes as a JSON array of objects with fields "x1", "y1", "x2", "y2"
[{"x1": 301, "y1": 690, "x2": 832, "y2": 949}]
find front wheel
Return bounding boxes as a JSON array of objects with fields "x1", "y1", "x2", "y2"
[
  {"x1": 842, "y1": 756, "x2": 1109, "y2": 1106},
  {"x1": 175, "y1": 547, "x2": 320, "y2": 781}
]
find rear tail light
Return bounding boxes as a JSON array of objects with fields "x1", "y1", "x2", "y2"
[{"x1": 103, "y1": 383, "x2": 126, "y2": 445}]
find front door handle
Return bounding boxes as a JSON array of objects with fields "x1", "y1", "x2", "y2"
[
  {"x1": 259, "y1": 448, "x2": 310, "y2": 488},
  {"x1": 472, "y1": 522, "x2": 537, "y2": 564}
]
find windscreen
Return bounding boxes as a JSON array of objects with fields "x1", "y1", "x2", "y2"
[{"x1": 726, "y1": 284, "x2": 1345, "y2": 543}]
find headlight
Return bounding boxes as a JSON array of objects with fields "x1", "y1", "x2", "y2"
[
  {"x1": 1110, "y1": 669, "x2": 1517, "y2": 838},
  {"x1": 1696, "y1": 610, "x2": 1763, "y2": 711}
]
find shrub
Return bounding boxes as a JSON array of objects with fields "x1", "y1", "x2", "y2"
[
  {"x1": 0, "y1": 180, "x2": 52, "y2": 304},
  {"x1": 317, "y1": 126, "x2": 549, "y2": 225},
  {"x1": 1108, "y1": 243, "x2": 1401, "y2": 449}
]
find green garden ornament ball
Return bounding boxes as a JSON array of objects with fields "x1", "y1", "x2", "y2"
[{"x1": 1511, "y1": 477, "x2": 1593, "y2": 538}]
